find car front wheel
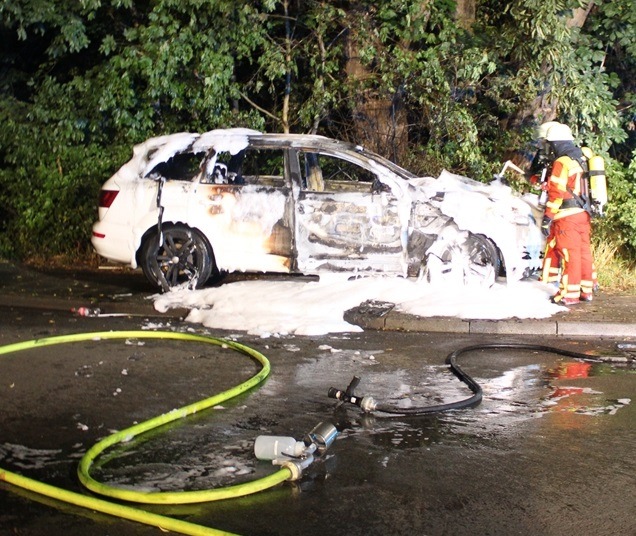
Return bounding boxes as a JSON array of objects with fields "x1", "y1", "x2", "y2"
[
  {"x1": 139, "y1": 225, "x2": 216, "y2": 292},
  {"x1": 424, "y1": 231, "x2": 499, "y2": 288}
]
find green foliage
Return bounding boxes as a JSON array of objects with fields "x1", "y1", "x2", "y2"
[
  {"x1": 1, "y1": 0, "x2": 636, "y2": 262},
  {"x1": 600, "y1": 154, "x2": 636, "y2": 252},
  {"x1": 0, "y1": 0, "x2": 268, "y2": 259}
]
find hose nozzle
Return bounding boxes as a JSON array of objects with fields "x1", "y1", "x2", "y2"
[{"x1": 328, "y1": 376, "x2": 376, "y2": 413}]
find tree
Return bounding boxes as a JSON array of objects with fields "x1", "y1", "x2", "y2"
[{"x1": 1, "y1": 0, "x2": 636, "y2": 261}]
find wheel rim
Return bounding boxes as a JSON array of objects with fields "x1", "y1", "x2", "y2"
[
  {"x1": 153, "y1": 229, "x2": 201, "y2": 291},
  {"x1": 426, "y1": 234, "x2": 497, "y2": 287},
  {"x1": 464, "y1": 234, "x2": 498, "y2": 284}
]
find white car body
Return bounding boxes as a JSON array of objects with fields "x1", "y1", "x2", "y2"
[{"x1": 92, "y1": 128, "x2": 545, "y2": 291}]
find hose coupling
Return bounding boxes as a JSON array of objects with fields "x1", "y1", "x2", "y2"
[
  {"x1": 328, "y1": 376, "x2": 376, "y2": 413},
  {"x1": 277, "y1": 457, "x2": 313, "y2": 481},
  {"x1": 359, "y1": 395, "x2": 377, "y2": 413}
]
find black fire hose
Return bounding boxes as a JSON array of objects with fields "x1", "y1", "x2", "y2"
[{"x1": 328, "y1": 342, "x2": 633, "y2": 417}]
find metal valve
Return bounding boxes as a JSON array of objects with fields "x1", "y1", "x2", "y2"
[
  {"x1": 305, "y1": 421, "x2": 338, "y2": 454},
  {"x1": 328, "y1": 376, "x2": 376, "y2": 413}
]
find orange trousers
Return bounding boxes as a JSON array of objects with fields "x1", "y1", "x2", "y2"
[
  {"x1": 551, "y1": 212, "x2": 594, "y2": 301},
  {"x1": 541, "y1": 231, "x2": 560, "y2": 285}
]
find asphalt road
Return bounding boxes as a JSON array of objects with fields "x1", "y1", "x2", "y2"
[{"x1": 1, "y1": 294, "x2": 635, "y2": 536}]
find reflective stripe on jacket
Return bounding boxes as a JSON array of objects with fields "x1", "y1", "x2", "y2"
[{"x1": 545, "y1": 156, "x2": 585, "y2": 221}]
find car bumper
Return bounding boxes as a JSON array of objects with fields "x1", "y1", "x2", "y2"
[{"x1": 91, "y1": 221, "x2": 138, "y2": 267}]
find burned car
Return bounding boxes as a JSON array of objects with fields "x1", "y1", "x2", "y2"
[{"x1": 91, "y1": 128, "x2": 544, "y2": 291}]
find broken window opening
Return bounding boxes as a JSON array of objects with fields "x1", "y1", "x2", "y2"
[
  {"x1": 205, "y1": 148, "x2": 286, "y2": 187},
  {"x1": 146, "y1": 151, "x2": 205, "y2": 182},
  {"x1": 303, "y1": 153, "x2": 324, "y2": 192},
  {"x1": 300, "y1": 151, "x2": 378, "y2": 193}
]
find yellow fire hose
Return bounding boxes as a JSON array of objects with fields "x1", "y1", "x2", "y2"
[{"x1": 0, "y1": 330, "x2": 293, "y2": 536}]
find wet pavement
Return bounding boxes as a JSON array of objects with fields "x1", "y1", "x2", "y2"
[{"x1": 1, "y1": 259, "x2": 636, "y2": 536}]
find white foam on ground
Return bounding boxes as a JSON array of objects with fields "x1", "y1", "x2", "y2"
[{"x1": 153, "y1": 275, "x2": 566, "y2": 337}]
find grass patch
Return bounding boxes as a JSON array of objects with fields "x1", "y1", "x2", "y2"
[{"x1": 593, "y1": 239, "x2": 636, "y2": 294}]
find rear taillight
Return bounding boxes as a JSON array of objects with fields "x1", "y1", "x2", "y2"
[{"x1": 98, "y1": 189, "x2": 119, "y2": 208}]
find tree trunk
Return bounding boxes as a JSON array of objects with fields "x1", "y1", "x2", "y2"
[
  {"x1": 342, "y1": 3, "x2": 438, "y2": 163},
  {"x1": 281, "y1": 0, "x2": 291, "y2": 133},
  {"x1": 344, "y1": 34, "x2": 408, "y2": 161},
  {"x1": 455, "y1": 0, "x2": 476, "y2": 30},
  {"x1": 503, "y1": 3, "x2": 595, "y2": 165},
  {"x1": 567, "y1": 1, "x2": 595, "y2": 28},
  {"x1": 506, "y1": 3, "x2": 594, "y2": 133}
]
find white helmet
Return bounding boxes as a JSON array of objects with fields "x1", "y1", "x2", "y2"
[
  {"x1": 536, "y1": 121, "x2": 561, "y2": 140},
  {"x1": 545, "y1": 123, "x2": 574, "y2": 141}
]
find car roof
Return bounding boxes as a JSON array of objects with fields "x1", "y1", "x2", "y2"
[
  {"x1": 244, "y1": 133, "x2": 417, "y2": 179},
  {"x1": 137, "y1": 128, "x2": 417, "y2": 180},
  {"x1": 193, "y1": 129, "x2": 365, "y2": 154}
]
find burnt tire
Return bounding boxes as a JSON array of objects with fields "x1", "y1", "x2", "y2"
[
  {"x1": 139, "y1": 225, "x2": 215, "y2": 292},
  {"x1": 425, "y1": 232, "x2": 500, "y2": 287}
]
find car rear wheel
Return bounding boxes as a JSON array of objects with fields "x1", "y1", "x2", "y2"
[
  {"x1": 139, "y1": 225, "x2": 216, "y2": 292},
  {"x1": 424, "y1": 232, "x2": 499, "y2": 287}
]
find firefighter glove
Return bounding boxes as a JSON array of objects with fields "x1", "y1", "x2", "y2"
[{"x1": 541, "y1": 216, "x2": 552, "y2": 237}]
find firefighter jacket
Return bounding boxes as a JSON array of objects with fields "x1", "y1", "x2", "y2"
[{"x1": 544, "y1": 155, "x2": 586, "y2": 221}]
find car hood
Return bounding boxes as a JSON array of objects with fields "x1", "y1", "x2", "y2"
[{"x1": 411, "y1": 170, "x2": 544, "y2": 281}]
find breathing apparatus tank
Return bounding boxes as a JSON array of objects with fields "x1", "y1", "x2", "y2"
[
  {"x1": 581, "y1": 146, "x2": 608, "y2": 217},
  {"x1": 588, "y1": 154, "x2": 607, "y2": 215}
]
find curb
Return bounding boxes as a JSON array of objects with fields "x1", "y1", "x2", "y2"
[{"x1": 344, "y1": 304, "x2": 636, "y2": 339}]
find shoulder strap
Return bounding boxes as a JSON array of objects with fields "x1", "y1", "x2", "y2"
[
  {"x1": 565, "y1": 156, "x2": 592, "y2": 214},
  {"x1": 577, "y1": 157, "x2": 589, "y2": 175}
]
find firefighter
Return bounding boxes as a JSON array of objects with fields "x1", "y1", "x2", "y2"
[
  {"x1": 530, "y1": 123, "x2": 601, "y2": 290},
  {"x1": 531, "y1": 121, "x2": 562, "y2": 286},
  {"x1": 542, "y1": 123, "x2": 594, "y2": 305}
]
